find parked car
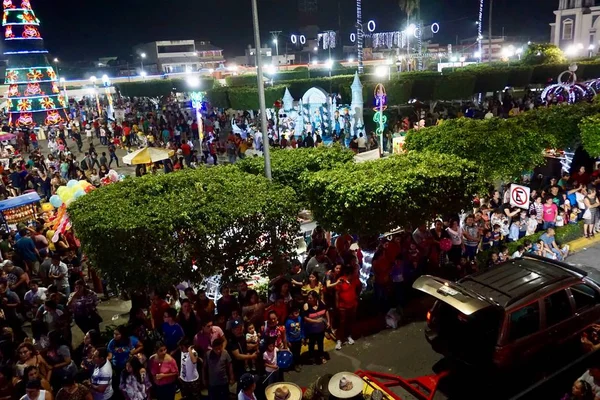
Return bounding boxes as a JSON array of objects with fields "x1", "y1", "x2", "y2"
[{"x1": 413, "y1": 254, "x2": 600, "y2": 369}]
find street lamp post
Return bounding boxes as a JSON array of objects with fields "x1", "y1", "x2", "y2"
[
  {"x1": 89, "y1": 76, "x2": 101, "y2": 117},
  {"x1": 250, "y1": 0, "x2": 272, "y2": 180},
  {"x1": 59, "y1": 77, "x2": 68, "y2": 103},
  {"x1": 272, "y1": 38, "x2": 279, "y2": 69},
  {"x1": 140, "y1": 52, "x2": 146, "y2": 74},
  {"x1": 102, "y1": 74, "x2": 114, "y2": 120},
  {"x1": 53, "y1": 58, "x2": 59, "y2": 80}
]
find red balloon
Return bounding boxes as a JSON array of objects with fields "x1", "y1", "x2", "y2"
[{"x1": 84, "y1": 186, "x2": 94, "y2": 193}]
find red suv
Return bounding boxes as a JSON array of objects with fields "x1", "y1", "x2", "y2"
[{"x1": 413, "y1": 254, "x2": 600, "y2": 368}]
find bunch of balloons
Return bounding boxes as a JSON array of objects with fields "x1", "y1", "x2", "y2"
[{"x1": 49, "y1": 179, "x2": 94, "y2": 208}]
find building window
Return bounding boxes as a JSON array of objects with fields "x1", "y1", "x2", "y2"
[{"x1": 563, "y1": 19, "x2": 574, "y2": 40}]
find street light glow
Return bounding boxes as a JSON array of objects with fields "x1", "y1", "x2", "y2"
[
  {"x1": 140, "y1": 71, "x2": 147, "y2": 77},
  {"x1": 474, "y1": 51, "x2": 481, "y2": 58},
  {"x1": 312, "y1": 59, "x2": 318, "y2": 65},
  {"x1": 590, "y1": 44, "x2": 596, "y2": 50},
  {"x1": 53, "y1": 58, "x2": 58, "y2": 63},
  {"x1": 325, "y1": 59, "x2": 334, "y2": 69},
  {"x1": 101, "y1": 74, "x2": 109, "y2": 83},
  {"x1": 348, "y1": 57, "x2": 354, "y2": 62},
  {"x1": 265, "y1": 64, "x2": 276, "y2": 75},
  {"x1": 89, "y1": 76, "x2": 97, "y2": 84},
  {"x1": 450, "y1": 56, "x2": 458, "y2": 62},
  {"x1": 578, "y1": 43, "x2": 584, "y2": 50},
  {"x1": 313, "y1": 46, "x2": 318, "y2": 52},
  {"x1": 566, "y1": 45, "x2": 578, "y2": 56},
  {"x1": 59, "y1": 77, "x2": 65, "y2": 83},
  {"x1": 459, "y1": 57, "x2": 466, "y2": 62},
  {"x1": 272, "y1": 38, "x2": 277, "y2": 44},
  {"x1": 406, "y1": 23, "x2": 417, "y2": 36},
  {"x1": 141, "y1": 52, "x2": 146, "y2": 58},
  {"x1": 375, "y1": 65, "x2": 388, "y2": 77},
  {"x1": 186, "y1": 75, "x2": 200, "y2": 88}
]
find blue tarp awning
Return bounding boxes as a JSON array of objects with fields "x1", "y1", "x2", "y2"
[{"x1": 0, "y1": 192, "x2": 40, "y2": 212}]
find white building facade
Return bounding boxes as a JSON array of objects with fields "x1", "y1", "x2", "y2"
[{"x1": 550, "y1": 0, "x2": 598, "y2": 51}]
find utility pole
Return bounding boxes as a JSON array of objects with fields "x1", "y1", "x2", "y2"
[
  {"x1": 251, "y1": 0, "x2": 272, "y2": 180},
  {"x1": 357, "y1": 0, "x2": 364, "y2": 74},
  {"x1": 270, "y1": 30, "x2": 282, "y2": 69},
  {"x1": 488, "y1": 0, "x2": 493, "y2": 64}
]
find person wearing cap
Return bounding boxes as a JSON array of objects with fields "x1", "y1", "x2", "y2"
[
  {"x1": 21, "y1": 379, "x2": 53, "y2": 400},
  {"x1": 226, "y1": 319, "x2": 257, "y2": 381},
  {"x1": 238, "y1": 373, "x2": 257, "y2": 400}
]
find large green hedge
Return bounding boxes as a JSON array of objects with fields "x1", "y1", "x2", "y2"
[
  {"x1": 235, "y1": 146, "x2": 355, "y2": 204},
  {"x1": 69, "y1": 166, "x2": 300, "y2": 290},
  {"x1": 404, "y1": 116, "x2": 555, "y2": 182},
  {"x1": 116, "y1": 78, "x2": 215, "y2": 97},
  {"x1": 302, "y1": 152, "x2": 482, "y2": 235}
]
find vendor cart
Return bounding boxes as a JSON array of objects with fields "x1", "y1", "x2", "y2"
[{"x1": 0, "y1": 192, "x2": 40, "y2": 230}]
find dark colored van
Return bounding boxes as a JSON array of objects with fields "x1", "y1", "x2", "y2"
[{"x1": 413, "y1": 254, "x2": 600, "y2": 368}]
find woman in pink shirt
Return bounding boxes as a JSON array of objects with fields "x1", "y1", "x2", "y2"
[{"x1": 149, "y1": 342, "x2": 179, "y2": 400}]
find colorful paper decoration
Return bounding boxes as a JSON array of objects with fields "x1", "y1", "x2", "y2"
[
  {"x1": 21, "y1": 24, "x2": 38, "y2": 38},
  {"x1": 3, "y1": 0, "x2": 69, "y2": 126},
  {"x1": 26, "y1": 68, "x2": 42, "y2": 81},
  {"x1": 23, "y1": 82, "x2": 41, "y2": 95},
  {"x1": 44, "y1": 110, "x2": 62, "y2": 125},
  {"x1": 39, "y1": 96, "x2": 54, "y2": 109},
  {"x1": 17, "y1": 98, "x2": 31, "y2": 111},
  {"x1": 7, "y1": 84, "x2": 18, "y2": 96},
  {"x1": 16, "y1": 112, "x2": 32, "y2": 127}
]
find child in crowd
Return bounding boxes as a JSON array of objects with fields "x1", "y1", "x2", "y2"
[
  {"x1": 481, "y1": 229, "x2": 493, "y2": 251},
  {"x1": 501, "y1": 220, "x2": 510, "y2": 240},
  {"x1": 526, "y1": 211, "x2": 539, "y2": 235},
  {"x1": 491, "y1": 224, "x2": 502, "y2": 247},
  {"x1": 508, "y1": 220, "x2": 521, "y2": 242},
  {"x1": 511, "y1": 245, "x2": 525, "y2": 259},
  {"x1": 556, "y1": 210, "x2": 566, "y2": 227},
  {"x1": 245, "y1": 323, "x2": 259, "y2": 372},
  {"x1": 225, "y1": 309, "x2": 243, "y2": 331},
  {"x1": 263, "y1": 338, "x2": 280, "y2": 385},
  {"x1": 499, "y1": 245, "x2": 509, "y2": 262},
  {"x1": 570, "y1": 207, "x2": 581, "y2": 224},
  {"x1": 285, "y1": 307, "x2": 303, "y2": 372},
  {"x1": 488, "y1": 252, "x2": 500, "y2": 268}
]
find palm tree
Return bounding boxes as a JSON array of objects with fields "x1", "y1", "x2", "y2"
[
  {"x1": 399, "y1": 0, "x2": 420, "y2": 69},
  {"x1": 399, "y1": 0, "x2": 420, "y2": 23}
]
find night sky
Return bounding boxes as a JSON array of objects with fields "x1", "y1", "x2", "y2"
[{"x1": 31, "y1": 0, "x2": 557, "y2": 61}]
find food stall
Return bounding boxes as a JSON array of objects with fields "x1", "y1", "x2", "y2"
[{"x1": 0, "y1": 192, "x2": 40, "y2": 230}]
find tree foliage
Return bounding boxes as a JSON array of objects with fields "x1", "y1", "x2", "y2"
[
  {"x1": 580, "y1": 115, "x2": 600, "y2": 157},
  {"x1": 69, "y1": 167, "x2": 300, "y2": 291},
  {"x1": 522, "y1": 44, "x2": 566, "y2": 65},
  {"x1": 302, "y1": 152, "x2": 481, "y2": 236},
  {"x1": 404, "y1": 117, "x2": 554, "y2": 182},
  {"x1": 235, "y1": 146, "x2": 355, "y2": 204}
]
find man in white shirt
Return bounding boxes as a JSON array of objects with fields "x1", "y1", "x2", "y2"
[
  {"x1": 179, "y1": 338, "x2": 202, "y2": 398},
  {"x1": 357, "y1": 133, "x2": 367, "y2": 152},
  {"x1": 89, "y1": 347, "x2": 113, "y2": 400},
  {"x1": 49, "y1": 254, "x2": 69, "y2": 296},
  {"x1": 24, "y1": 281, "x2": 47, "y2": 309}
]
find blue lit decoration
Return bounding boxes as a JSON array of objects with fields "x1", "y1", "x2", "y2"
[
  {"x1": 477, "y1": 0, "x2": 484, "y2": 62},
  {"x1": 3, "y1": 0, "x2": 69, "y2": 127},
  {"x1": 372, "y1": 83, "x2": 387, "y2": 152}
]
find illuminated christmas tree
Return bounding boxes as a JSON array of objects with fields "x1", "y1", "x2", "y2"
[{"x1": 2, "y1": 0, "x2": 69, "y2": 127}]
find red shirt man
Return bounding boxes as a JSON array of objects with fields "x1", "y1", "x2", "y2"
[
  {"x1": 180, "y1": 142, "x2": 191, "y2": 156},
  {"x1": 337, "y1": 273, "x2": 360, "y2": 309}
]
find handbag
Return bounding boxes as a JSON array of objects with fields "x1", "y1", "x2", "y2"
[{"x1": 583, "y1": 208, "x2": 592, "y2": 220}]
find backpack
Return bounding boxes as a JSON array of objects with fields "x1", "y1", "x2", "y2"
[{"x1": 80, "y1": 158, "x2": 88, "y2": 170}]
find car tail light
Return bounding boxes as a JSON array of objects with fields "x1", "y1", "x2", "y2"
[{"x1": 426, "y1": 310, "x2": 431, "y2": 324}]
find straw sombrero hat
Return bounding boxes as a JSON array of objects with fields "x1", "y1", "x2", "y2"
[
  {"x1": 328, "y1": 372, "x2": 365, "y2": 398},
  {"x1": 265, "y1": 382, "x2": 302, "y2": 400}
]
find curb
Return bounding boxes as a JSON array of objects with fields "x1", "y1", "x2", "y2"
[{"x1": 567, "y1": 234, "x2": 600, "y2": 255}]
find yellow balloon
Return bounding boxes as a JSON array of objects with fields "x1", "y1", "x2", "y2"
[
  {"x1": 56, "y1": 186, "x2": 67, "y2": 196},
  {"x1": 79, "y1": 180, "x2": 91, "y2": 189},
  {"x1": 41, "y1": 203, "x2": 54, "y2": 212}
]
